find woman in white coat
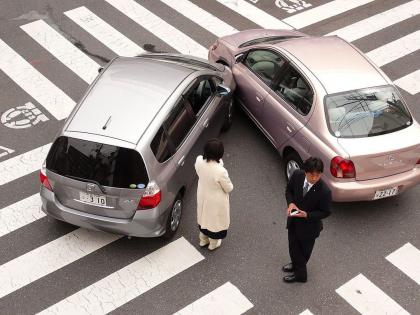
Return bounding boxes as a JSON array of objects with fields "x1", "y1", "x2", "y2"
[{"x1": 195, "y1": 138, "x2": 233, "y2": 250}]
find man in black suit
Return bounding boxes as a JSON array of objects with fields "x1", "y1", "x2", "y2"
[{"x1": 283, "y1": 157, "x2": 331, "y2": 283}]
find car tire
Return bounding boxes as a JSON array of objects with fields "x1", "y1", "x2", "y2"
[
  {"x1": 163, "y1": 194, "x2": 183, "y2": 239},
  {"x1": 284, "y1": 152, "x2": 303, "y2": 181},
  {"x1": 221, "y1": 97, "x2": 235, "y2": 132}
]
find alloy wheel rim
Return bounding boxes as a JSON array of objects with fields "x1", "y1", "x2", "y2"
[
  {"x1": 287, "y1": 160, "x2": 300, "y2": 179},
  {"x1": 170, "y1": 200, "x2": 182, "y2": 231}
]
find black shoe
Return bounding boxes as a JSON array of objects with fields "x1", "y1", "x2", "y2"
[
  {"x1": 282, "y1": 263, "x2": 294, "y2": 273},
  {"x1": 283, "y1": 274, "x2": 307, "y2": 283}
]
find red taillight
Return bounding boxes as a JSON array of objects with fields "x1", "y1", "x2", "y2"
[
  {"x1": 137, "y1": 182, "x2": 161, "y2": 210},
  {"x1": 330, "y1": 156, "x2": 356, "y2": 178},
  {"x1": 39, "y1": 167, "x2": 53, "y2": 191},
  {"x1": 416, "y1": 158, "x2": 420, "y2": 165}
]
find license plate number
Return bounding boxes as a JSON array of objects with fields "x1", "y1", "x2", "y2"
[
  {"x1": 373, "y1": 187, "x2": 399, "y2": 200},
  {"x1": 79, "y1": 192, "x2": 107, "y2": 206}
]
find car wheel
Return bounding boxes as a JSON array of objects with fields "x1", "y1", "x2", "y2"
[
  {"x1": 221, "y1": 97, "x2": 234, "y2": 132},
  {"x1": 163, "y1": 194, "x2": 183, "y2": 239},
  {"x1": 284, "y1": 152, "x2": 303, "y2": 180}
]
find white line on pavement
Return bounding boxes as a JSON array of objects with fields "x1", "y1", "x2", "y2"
[
  {"x1": 326, "y1": 0, "x2": 420, "y2": 42},
  {"x1": 386, "y1": 243, "x2": 420, "y2": 285},
  {"x1": 336, "y1": 274, "x2": 410, "y2": 315},
  {"x1": 215, "y1": 0, "x2": 292, "y2": 30},
  {"x1": 64, "y1": 6, "x2": 145, "y2": 57},
  {"x1": 394, "y1": 70, "x2": 420, "y2": 95},
  {"x1": 299, "y1": 310, "x2": 314, "y2": 315},
  {"x1": 105, "y1": 0, "x2": 208, "y2": 59},
  {"x1": 20, "y1": 20, "x2": 100, "y2": 84},
  {"x1": 0, "y1": 38, "x2": 75, "y2": 120},
  {"x1": 0, "y1": 194, "x2": 44, "y2": 238},
  {"x1": 160, "y1": 0, "x2": 238, "y2": 37},
  {"x1": 0, "y1": 228, "x2": 121, "y2": 299},
  {"x1": 173, "y1": 282, "x2": 253, "y2": 315},
  {"x1": 38, "y1": 237, "x2": 204, "y2": 315}
]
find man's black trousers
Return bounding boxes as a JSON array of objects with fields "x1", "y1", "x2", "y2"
[{"x1": 288, "y1": 227, "x2": 316, "y2": 281}]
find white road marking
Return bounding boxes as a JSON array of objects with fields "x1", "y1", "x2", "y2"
[
  {"x1": 64, "y1": 6, "x2": 144, "y2": 57},
  {"x1": 336, "y1": 274, "x2": 410, "y2": 315},
  {"x1": 283, "y1": 0, "x2": 374, "y2": 29},
  {"x1": 160, "y1": 0, "x2": 238, "y2": 37},
  {"x1": 326, "y1": 0, "x2": 420, "y2": 42},
  {"x1": 299, "y1": 310, "x2": 314, "y2": 315},
  {"x1": 366, "y1": 30, "x2": 420, "y2": 67},
  {"x1": 0, "y1": 146, "x2": 14, "y2": 159},
  {"x1": 386, "y1": 243, "x2": 420, "y2": 285},
  {"x1": 0, "y1": 38, "x2": 75, "y2": 120},
  {"x1": 105, "y1": 0, "x2": 208, "y2": 59},
  {"x1": 0, "y1": 228, "x2": 121, "y2": 299},
  {"x1": 0, "y1": 143, "x2": 50, "y2": 186},
  {"x1": 0, "y1": 194, "x2": 44, "y2": 238},
  {"x1": 394, "y1": 70, "x2": 420, "y2": 95},
  {"x1": 38, "y1": 237, "x2": 204, "y2": 315},
  {"x1": 173, "y1": 282, "x2": 253, "y2": 315},
  {"x1": 20, "y1": 20, "x2": 100, "y2": 84},
  {"x1": 1, "y1": 102, "x2": 49, "y2": 129},
  {"x1": 215, "y1": 0, "x2": 293, "y2": 30}
]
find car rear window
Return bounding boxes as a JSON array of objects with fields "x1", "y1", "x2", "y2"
[
  {"x1": 46, "y1": 136, "x2": 149, "y2": 188},
  {"x1": 325, "y1": 85, "x2": 412, "y2": 138}
]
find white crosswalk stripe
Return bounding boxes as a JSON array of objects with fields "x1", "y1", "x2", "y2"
[
  {"x1": 64, "y1": 6, "x2": 145, "y2": 57},
  {"x1": 394, "y1": 69, "x2": 420, "y2": 95},
  {"x1": 38, "y1": 237, "x2": 204, "y2": 315},
  {"x1": 173, "y1": 282, "x2": 253, "y2": 315},
  {"x1": 20, "y1": 20, "x2": 100, "y2": 84},
  {"x1": 105, "y1": 0, "x2": 208, "y2": 59},
  {"x1": 0, "y1": 38, "x2": 75, "y2": 120},
  {"x1": 336, "y1": 274, "x2": 410, "y2": 315},
  {"x1": 299, "y1": 310, "x2": 314, "y2": 315},
  {"x1": 386, "y1": 243, "x2": 420, "y2": 285}
]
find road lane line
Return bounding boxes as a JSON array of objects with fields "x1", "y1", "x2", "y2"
[
  {"x1": 37, "y1": 237, "x2": 204, "y2": 315},
  {"x1": 326, "y1": 0, "x2": 420, "y2": 42},
  {"x1": 160, "y1": 0, "x2": 238, "y2": 37},
  {"x1": 0, "y1": 143, "x2": 50, "y2": 186},
  {"x1": 283, "y1": 0, "x2": 375, "y2": 29},
  {"x1": 336, "y1": 274, "x2": 410, "y2": 315},
  {"x1": 21, "y1": 20, "x2": 100, "y2": 84},
  {"x1": 299, "y1": 310, "x2": 314, "y2": 315},
  {"x1": 215, "y1": 0, "x2": 292, "y2": 30},
  {"x1": 105, "y1": 0, "x2": 208, "y2": 59},
  {"x1": 394, "y1": 70, "x2": 420, "y2": 95},
  {"x1": 0, "y1": 194, "x2": 44, "y2": 237},
  {"x1": 173, "y1": 282, "x2": 253, "y2": 315},
  {"x1": 0, "y1": 38, "x2": 75, "y2": 120},
  {"x1": 0, "y1": 228, "x2": 121, "y2": 299},
  {"x1": 366, "y1": 30, "x2": 420, "y2": 67},
  {"x1": 64, "y1": 6, "x2": 145, "y2": 57},
  {"x1": 386, "y1": 243, "x2": 420, "y2": 285}
]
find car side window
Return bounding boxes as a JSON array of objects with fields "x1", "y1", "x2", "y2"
[
  {"x1": 186, "y1": 78, "x2": 215, "y2": 116},
  {"x1": 244, "y1": 50, "x2": 286, "y2": 86},
  {"x1": 275, "y1": 66, "x2": 313, "y2": 115},
  {"x1": 150, "y1": 126, "x2": 173, "y2": 163},
  {"x1": 164, "y1": 98, "x2": 195, "y2": 149}
]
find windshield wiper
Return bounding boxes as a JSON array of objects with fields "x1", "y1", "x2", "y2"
[{"x1": 65, "y1": 175, "x2": 107, "y2": 194}]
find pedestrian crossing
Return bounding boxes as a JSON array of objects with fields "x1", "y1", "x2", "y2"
[{"x1": 0, "y1": 0, "x2": 419, "y2": 313}]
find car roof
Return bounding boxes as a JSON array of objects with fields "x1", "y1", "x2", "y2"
[
  {"x1": 66, "y1": 57, "x2": 195, "y2": 144},
  {"x1": 274, "y1": 36, "x2": 388, "y2": 94}
]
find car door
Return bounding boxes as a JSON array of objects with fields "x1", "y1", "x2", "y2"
[
  {"x1": 263, "y1": 63, "x2": 314, "y2": 149},
  {"x1": 233, "y1": 49, "x2": 287, "y2": 122}
]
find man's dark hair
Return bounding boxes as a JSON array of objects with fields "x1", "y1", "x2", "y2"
[
  {"x1": 203, "y1": 138, "x2": 224, "y2": 163},
  {"x1": 303, "y1": 157, "x2": 324, "y2": 173}
]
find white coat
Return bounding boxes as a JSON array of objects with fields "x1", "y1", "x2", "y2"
[{"x1": 195, "y1": 155, "x2": 233, "y2": 232}]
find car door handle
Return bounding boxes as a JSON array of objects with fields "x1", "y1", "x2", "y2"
[
  {"x1": 203, "y1": 118, "x2": 209, "y2": 128},
  {"x1": 178, "y1": 156, "x2": 185, "y2": 166},
  {"x1": 286, "y1": 125, "x2": 295, "y2": 133},
  {"x1": 256, "y1": 96, "x2": 262, "y2": 102}
]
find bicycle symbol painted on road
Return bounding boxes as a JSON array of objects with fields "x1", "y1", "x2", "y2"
[
  {"x1": 1, "y1": 102, "x2": 49, "y2": 129},
  {"x1": 247, "y1": 0, "x2": 312, "y2": 14}
]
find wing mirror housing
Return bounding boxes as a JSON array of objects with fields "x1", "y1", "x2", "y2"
[
  {"x1": 234, "y1": 53, "x2": 245, "y2": 64},
  {"x1": 216, "y1": 84, "x2": 231, "y2": 96}
]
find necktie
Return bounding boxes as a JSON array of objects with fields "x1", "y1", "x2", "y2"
[{"x1": 303, "y1": 182, "x2": 310, "y2": 196}]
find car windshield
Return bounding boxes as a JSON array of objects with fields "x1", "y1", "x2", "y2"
[{"x1": 325, "y1": 85, "x2": 412, "y2": 138}]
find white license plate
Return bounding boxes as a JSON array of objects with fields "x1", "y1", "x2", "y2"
[
  {"x1": 79, "y1": 192, "x2": 107, "y2": 206},
  {"x1": 373, "y1": 187, "x2": 399, "y2": 200}
]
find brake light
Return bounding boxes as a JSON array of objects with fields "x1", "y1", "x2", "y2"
[
  {"x1": 137, "y1": 181, "x2": 161, "y2": 210},
  {"x1": 417, "y1": 158, "x2": 420, "y2": 165},
  {"x1": 39, "y1": 162, "x2": 53, "y2": 191},
  {"x1": 330, "y1": 156, "x2": 356, "y2": 178},
  {"x1": 209, "y1": 40, "x2": 219, "y2": 51}
]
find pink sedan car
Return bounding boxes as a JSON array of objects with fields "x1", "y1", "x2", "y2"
[{"x1": 209, "y1": 29, "x2": 420, "y2": 202}]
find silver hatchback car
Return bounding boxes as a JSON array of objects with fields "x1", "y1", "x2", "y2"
[{"x1": 40, "y1": 54, "x2": 235, "y2": 238}]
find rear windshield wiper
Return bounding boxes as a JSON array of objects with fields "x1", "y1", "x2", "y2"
[{"x1": 65, "y1": 175, "x2": 107, "y2": 194}]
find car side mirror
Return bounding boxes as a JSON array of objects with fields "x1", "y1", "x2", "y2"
[
  {"x1": 216, "y1": 84, "x2": 231, "y2": 96},
  {"x1": 98, "y1": 67, "x2": 103, "y2": 73},
  {"x1": 234, "y1": 53, "x2": 245, "y2": 64}
]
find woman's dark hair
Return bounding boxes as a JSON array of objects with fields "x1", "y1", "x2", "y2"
[
  {"x1": 303, "y1": 157, "x2": 324, "y2": 173},
  {"x1": 203, "y1": 138, "x2": 224, "y2": 163}
]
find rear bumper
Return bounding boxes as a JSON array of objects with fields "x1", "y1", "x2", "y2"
[
  {"x1": 40, "y1": 187, "x2": 168, "y2": 237},
  {"x1": 327, "y1": 167, "x2": 420, "y2": 202}
]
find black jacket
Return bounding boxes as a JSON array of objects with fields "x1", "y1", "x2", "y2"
[{"x1": 286, "y1": 170, "x2": 332, "y2": 240}]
